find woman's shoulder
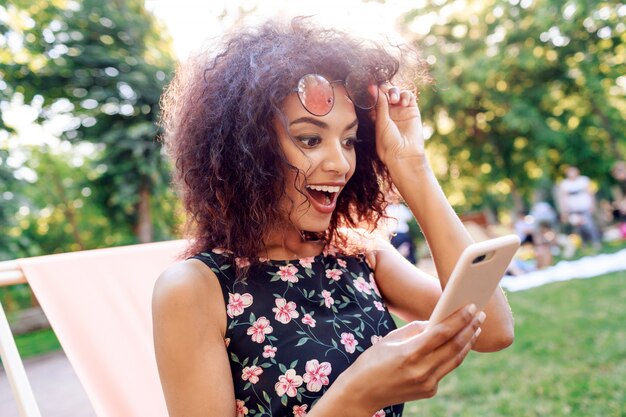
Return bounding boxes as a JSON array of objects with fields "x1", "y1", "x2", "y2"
[{"x1": 153, "y1": 257, "x2": 226, "y2": 324}]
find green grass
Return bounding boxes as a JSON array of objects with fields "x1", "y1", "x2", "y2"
[
  {"x1": 403, "y1": 271, "x2": 626, "y2": 417},
  {"x1": 1, "y1": 329, "x2": 61, "y2": 372},
  {"x1": 13, "y1": 328, "x2": 61, "y2": 359}
]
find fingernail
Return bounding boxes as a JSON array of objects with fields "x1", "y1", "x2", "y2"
[
  {"x1": 468, "y1": 304, "x2": 477, "y2": 315},
  {"x1": 474, "y1": 327, "x2": 482, "y2": 338},
  {"x1": 390, "y1": 93, "x2": 399, "y2": 102},
  {"x1": 477, "y1": 311, "x2": 486, "y2": 323}
]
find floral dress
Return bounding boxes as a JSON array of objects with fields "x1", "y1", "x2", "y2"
[{"x1": 192, "y1": 246, "x2": 404, "y2": 417}]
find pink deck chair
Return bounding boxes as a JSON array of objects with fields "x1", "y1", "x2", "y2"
[{"x1": 0, "y1": 240, "x2": 187, "y2": 417}]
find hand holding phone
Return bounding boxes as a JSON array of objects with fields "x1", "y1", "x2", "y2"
[{"x1": 426, "y1": 235, "x2": 520, "y2": 329}]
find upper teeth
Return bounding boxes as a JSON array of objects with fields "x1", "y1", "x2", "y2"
[{"x1": 307, "y1": 185, "x2": 340, "y2": 193}]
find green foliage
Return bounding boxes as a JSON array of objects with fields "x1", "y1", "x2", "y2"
[
  {"x1": 401, "y1": 0, "x2": 625, "y2": 213},
  {"x1": 0, "y1": 0, "x2": 178, "y2": 247}
]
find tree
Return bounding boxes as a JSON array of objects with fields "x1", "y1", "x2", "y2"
[
  {"x1": 0, "y1": 0, "x2": 177, "y2": 244},
  {"x1": 399, "y1": 0, "x2": 625, "y2": 214}
]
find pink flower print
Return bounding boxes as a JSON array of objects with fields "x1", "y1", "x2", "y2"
[
  {"x1": 279, "y1": 264, "x2": 299, "y2": 283},
  {"x1": 303, "y1": 359, "x2": 332, "y2": 392},
  {"x1": 374, "y1": 301, "x2": 385, "y2": 311},
  {"x1": 299, "y1": 257, "x2": 314, "y2": 269},
  {"x1": 321, "y1": 290, "x2": 334, "y2": 308},
  {"x1": 241, "y1": 365, "x2": 263, "y2": 384},
  {"x1": 235, "y1": 399, "x2": 248, "y2": 417},
  {"x1": 227, "y1": 292, "x2": 253, "y2": 318},
  {"x1": 325, "y1": 268, "x2": 342, "y2": 281},
  {"x1": 369, "y1": 273, "x2": 382, "y2": 297},
  {"x1": 224, "y1": 338, "x2": 231, "y2": 347},
  {"x1": 337, "y1": 258, "x2": 347, "y2": 268},
  {"x1": 302, "y1": 313, "x2": 316, "y2": 327},
  {"x1": 262, "y1": 345, "x2": 277, "y2": 358},
  {"x1": 353, "y1": 277, "x2": 372, "y2": 294},
  {"x1": 235, "y1": 257, "x2": 251, "y2": 268},
  {"x1": 371, "y1": 335, "x2": 383, "y2": 345},
  {"x1": 272, "y1": 298, "x2": 299, "y2": 324},
  {"x1": 293, "y1": 404, "x2": 308, "y2": 416},
  {"x1": 275, "y1": 369, "x2": 303, "y2": 397},
  {"x1": 246, "y1": 316, "x2": 273, "y2": 343},
  {"x1": 372, "y1": 410, "x2": 386, "y2": 417},
  {"x1": 340, "y1": 332, "x2": 358, "y2": 353}
]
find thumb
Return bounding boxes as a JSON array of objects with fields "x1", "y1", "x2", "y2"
[
  {"x1": 384, "y1": 320, "x2": 427, "y2": 342},
  {"x1": 372, "y1": 85, "x2": 390, "y2": 124}
]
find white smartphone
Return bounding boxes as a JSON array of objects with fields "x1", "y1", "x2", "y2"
[{"x1": 426, "y1": 235, "x2": 520, "y2": 329}]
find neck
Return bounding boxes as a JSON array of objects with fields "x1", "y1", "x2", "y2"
[{"x1": 262, "y1": 227, "x2": 326, "y2": 261}]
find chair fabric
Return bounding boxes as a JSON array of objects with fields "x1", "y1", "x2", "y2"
[{"x1": 16, "y1": 240, "x2": 187, "y2": 417}]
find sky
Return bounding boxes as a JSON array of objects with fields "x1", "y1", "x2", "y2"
[{"x1": 144, "y1": 0, "x2": 421, "y2": 60}]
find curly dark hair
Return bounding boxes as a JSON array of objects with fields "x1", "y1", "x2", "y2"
[{"x1": 160, "y1": 17, "x2": 428, "y2": 263}]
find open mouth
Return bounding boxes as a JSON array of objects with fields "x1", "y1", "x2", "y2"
[{"x1": 305, "y1": 184, "x2": 340, "y2": 210}]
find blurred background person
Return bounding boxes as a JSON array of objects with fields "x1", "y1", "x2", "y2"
[
  {"x1": 610, "y1": 161, "x2": 626, "y2": 222},
  {"x1": 557, "y1": 166, "x2": 602, "y2": 250},
  {"x1": 385, "y1": 193, "x2": 418, "y2": 265}
]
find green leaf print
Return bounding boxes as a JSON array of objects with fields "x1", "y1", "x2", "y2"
[{"x1": 295, "y1": 337, "x2": 309, "y2": 347}]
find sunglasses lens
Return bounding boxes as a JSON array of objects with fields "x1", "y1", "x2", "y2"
[
  {"x1": 345, "y1": 72, "x2": 378, "y2": 110},
  {"x1": 297, "y1": 74, "x2": 334, "y2": 116}
]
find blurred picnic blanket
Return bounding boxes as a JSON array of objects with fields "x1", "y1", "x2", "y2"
[{"x1": 501, "y1": 249, "x2": 626, "y2": 292}]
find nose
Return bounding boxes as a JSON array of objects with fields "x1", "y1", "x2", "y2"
[{"x1": 321, "y1": 140, "x2": 352, "y2": 175}]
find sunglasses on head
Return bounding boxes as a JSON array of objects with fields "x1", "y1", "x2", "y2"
[{"x1": 294, "y1": 72, "x2": 380, "y2": 117}]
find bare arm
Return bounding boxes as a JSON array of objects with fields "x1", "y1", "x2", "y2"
[
  {"x1": 372, "y1": 86, "x2": 514, "y2": 352},
  {"x1": 152, "y1": 260, "x2": 235, "y2": 417}
]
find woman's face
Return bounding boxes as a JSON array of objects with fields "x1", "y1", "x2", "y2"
[{"x1": 275, "y1": 84, "x2": 358, "y2": 234}]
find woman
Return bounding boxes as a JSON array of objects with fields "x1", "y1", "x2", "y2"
[{"x1": 153, "y1": 18, "x2": 514, "y2": 417}]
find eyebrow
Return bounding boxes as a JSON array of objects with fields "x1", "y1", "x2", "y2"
[{"x1": 290, "y1": 117, "x2": 359, "y2": 131}]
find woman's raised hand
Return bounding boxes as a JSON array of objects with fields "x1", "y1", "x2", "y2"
[
  {"x1": 336, "y1": 305, "x2": 485, "y2": 415},
  {"x1": 371, "y1": 84, "x2": 425, "y2": 167}
]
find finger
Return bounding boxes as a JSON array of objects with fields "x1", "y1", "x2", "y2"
[
  {"x1": 413, "y1": 304, "x2": 478, "y2": 354},
  {"x1": 399, "y1": 91, "x2": 416, "y2": 107},
  {"x1": 373, "y1": 85, "x2": 391, "y2": 123},
  {"x1": 430, "y1": 326, "x2": 483, "y2": 382},
  {"x1": 384, "y1": 320, "x2": 428, "y2": 343},
  {"x1": 388, "y1": 86, "x2": 401, "y2": 104},
  {"x1": 428, "y1": 312, "x2": 485, "y2": 367}
]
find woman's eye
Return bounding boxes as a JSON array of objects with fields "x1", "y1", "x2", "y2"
[
  {"x1": 297, "y1": 135, "x2": 322, "y2": 147},
  {"x1": 342, "y1": 136, "x2": 360, "y2": 148}
]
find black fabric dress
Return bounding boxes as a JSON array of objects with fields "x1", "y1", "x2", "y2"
[{"x1": 192, "y1": 247, "x2": 404, "y2": 417}]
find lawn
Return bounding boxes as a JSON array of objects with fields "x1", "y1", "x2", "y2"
[{"x1": 403, "y1": 271, "x2": 626, "y2": 417}]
